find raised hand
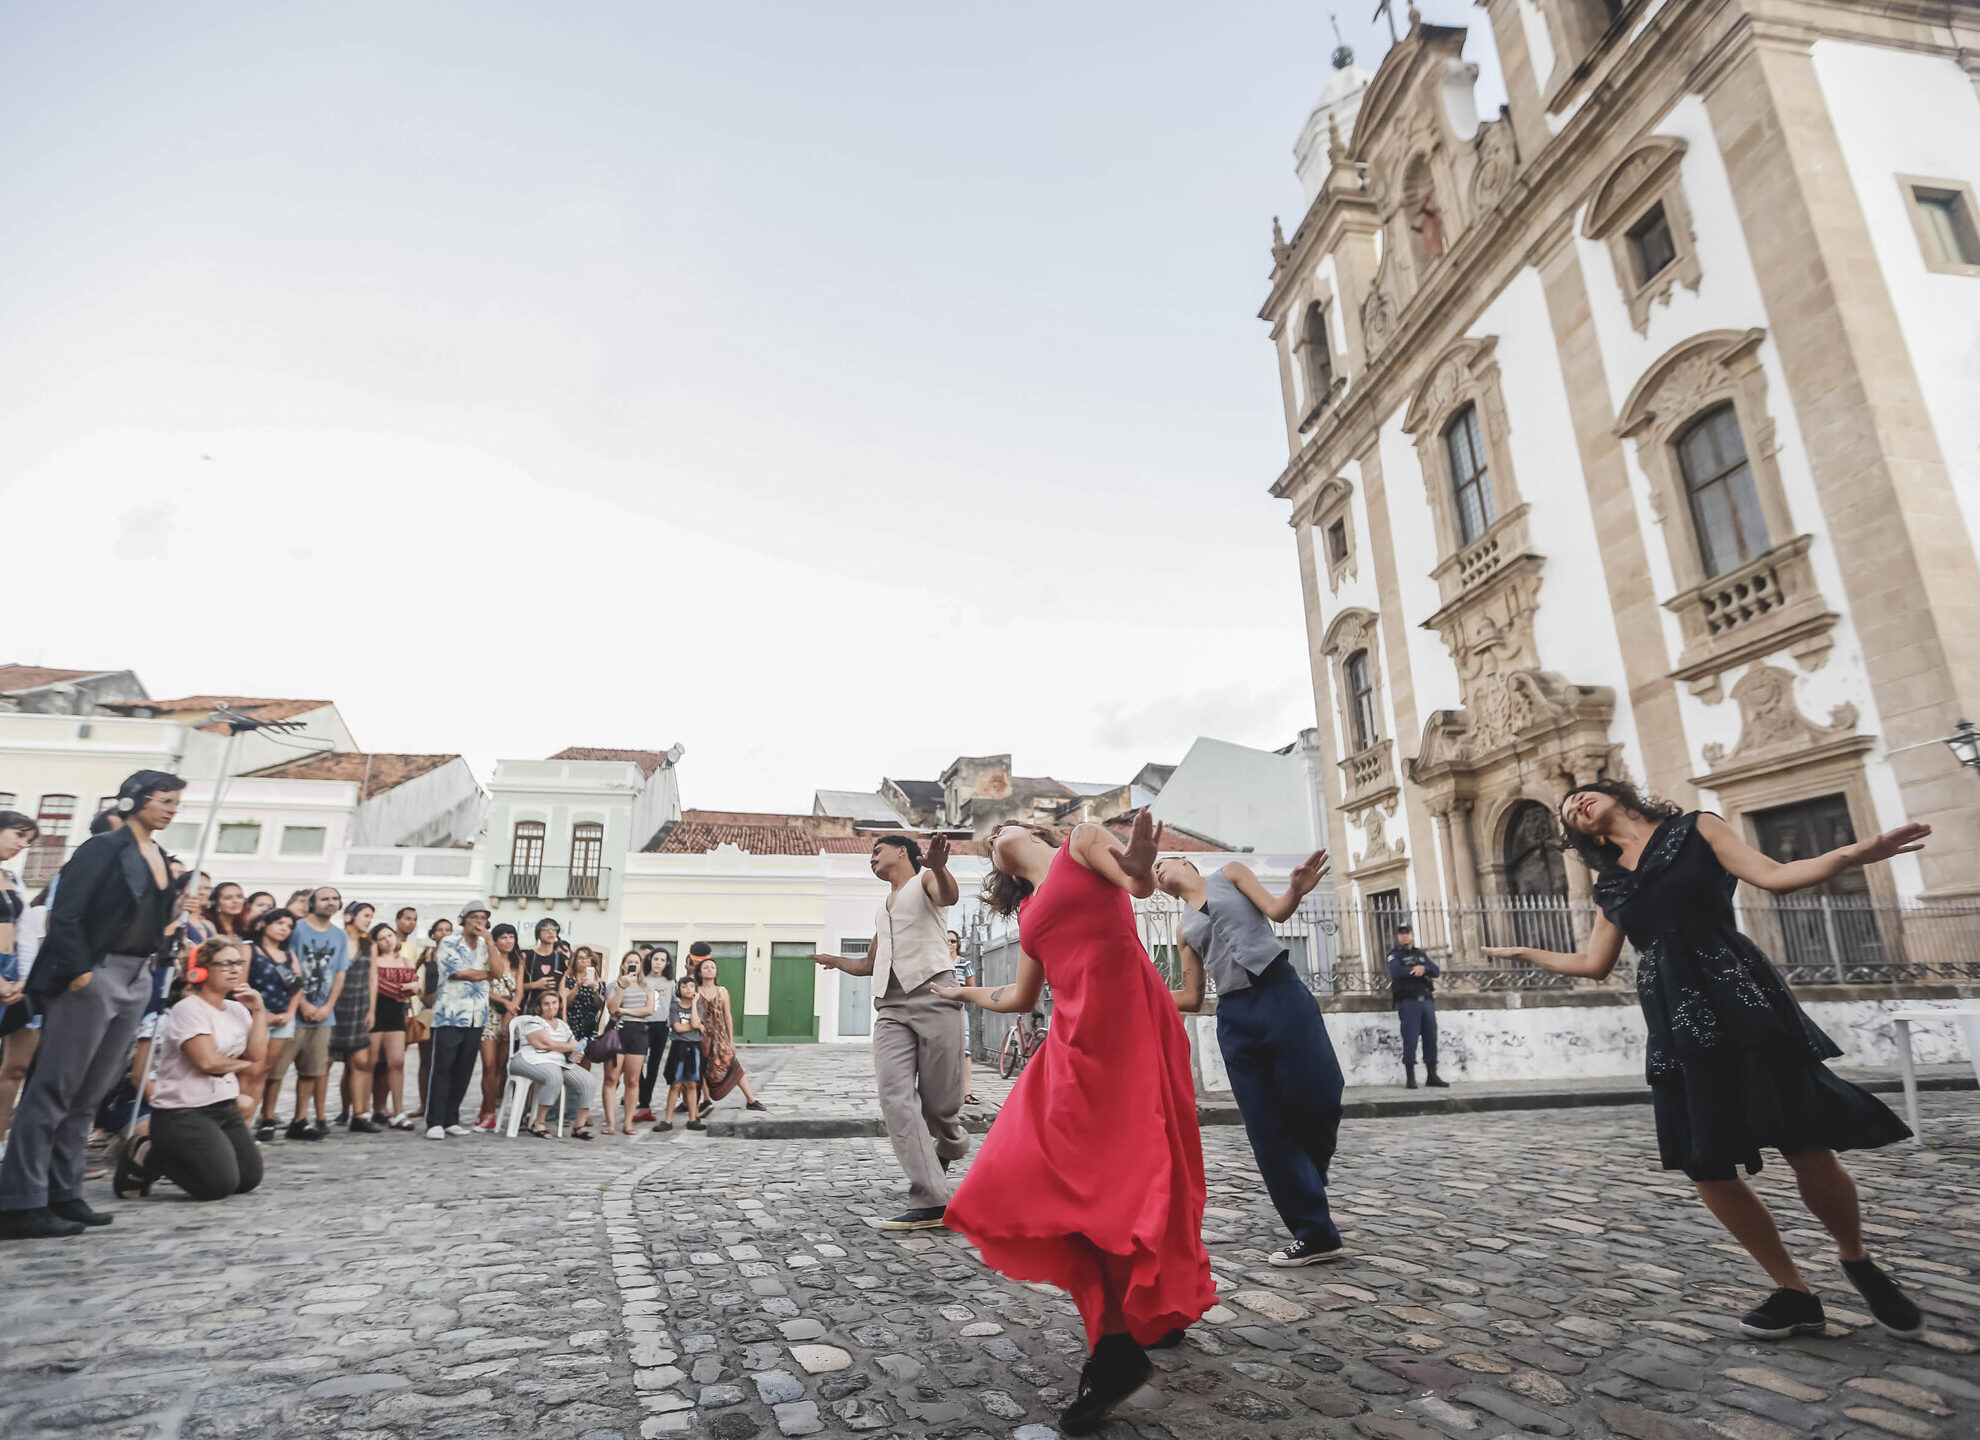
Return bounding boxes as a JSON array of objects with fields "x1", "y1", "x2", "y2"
[
  {"x1": 1119, "y1": 809, "x2": 1163, "y2": 886},
  {"x1": 1290, "y1": 849, "x2": 1331, "y2": 897},
  {"x1": 926, "y1": 834, "x2": 951, "y2": 871},
  {"x1": 1852, "y1": 823, "x2": 1930, "y2": 867}
]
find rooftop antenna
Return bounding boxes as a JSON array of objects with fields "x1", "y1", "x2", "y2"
[
  {"x1": 1373, "y1": 0, "x2": 1399, "y2": 45},
  {"x1": 1330, "y1": 13, "x2": 1355, "y2": 69}
]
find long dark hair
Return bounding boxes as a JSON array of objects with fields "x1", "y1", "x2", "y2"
[
  {"x1": 363, "y1": 922, "x2": 399, "y2": 958},
  {"x1": 981, "y1": 823, "x2": 1062, "y2": 917},
  {"x1": 1557, "y1": 779, "x2": 1684, "y2": 871},
  {"x1": 206, "y1": 880, "x2": 246, "y2": 935}
]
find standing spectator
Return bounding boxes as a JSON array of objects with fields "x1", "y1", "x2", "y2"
[
  {"x1": 247, "y1": 909, "x2": 303, "y2": 1140},
  {"x1": 1385, "y1": 923, "x2": 1446, "y2": 1089},
  {"x1": 113, "y1": 936, "x2": 267, "y2": 1203},
  {"x1": 284, "y1": 890, "x2": 311, "y2": 919},
  {"x1": 637, "y1": 947, "x2": 679, "y2": 1120},
  {"x1": 424, "y1": 902, "x2": 492, "y2": 1140},
  {"x1": 602, "y1": 953, "x2": 657, "y2": 1135},
  {"x1": 518, "y1": 918, "x2": 564, "y2": 1016},
  {"x1": 406, "y1": 916, "x2": 451, "y2": 1119},
  {"x1": 0, "y1": 769, "x2": 188, "y2": 1241},
  {"x1": 287, "y1": 886, "x2": 351, "y2": 1139},
  {"x1": 476, "y1": 924, "x2": 521, "y2": 1131},
  {"x1": 0, "y1": 814, "x2": 42, "y2": 1153},
  {"x1": 205, "y1": 882, "x2": 248, "y2": 938},
  {"x1": 565, "y1": 953, "x2": 605, "y2": 1049},
  {"x1": 507, "y1": 991, "x2": 595, "y2": 1139},
  {"x1": 696, "y1": 952, "x2": 768, "y2": 1112},
  {"x1": 657, "y1": 976, "x2": 706, "y2": 1132},
  {"x1": 180, "y1": 873, "x2": 215, "y2": 951},
  {"x1": 331, "y1": 901, "x2": 379, "y2": 1130},
  {"x1": 242, "y1": 891, "x2": 276, "y2": 928},
  {"x1": 368, "y1": 923, "x2": 415, "y2": 1128}
]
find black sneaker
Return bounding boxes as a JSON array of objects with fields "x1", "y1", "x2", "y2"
[
  {"x1": 301, "y1": 1122, "x2": 328, "y2": 1142},
  {"x1": 685, "y1": 1120, "x2": 706, "y2": 1131},
  {"x1": 50, "y1": 1198, "x2": 113, "y2": 1227},
  {"x1": 880, "y1": 1206, "x2": 948, "y2": 1231},
  {"x1": 1059, "y1": 1333, "x2": 1152, "y2": 1436},
  {"x1": 1739, "y1": 1287, "x2": 1827, "y2": 1338},
  {"x1": 334, "y1": 1110, "x2": 351, "y2": 1127},
  {"x1": 745, "y1": 1100, "x2": 768, "y2": 1111},
  {"x1": 0, "y1": 1206, "x2": 86, "y2": 1240},
  {"x1": 285, "y1": 1118, "x2": 311, "y2": 1141},
  {"x1": 1842, "y1": 1259, "x2": 1924, "y2": 1338},
  {"x1": 1270, "y1": 1235, "x2": 1346, "y2": 1267},
  {"x1": 349, "y1": 1116, "x2": 380, "y2": 1134},
  {"x1": 654, "y1": 1122, "x2": 674, "y2": 1132},
  {"x1": 254, "y1": 1123, "x2": 276, "y2": 1143},
  {"x1": 369, "y1": 1112, "x2": 391, "y2": 1128}
]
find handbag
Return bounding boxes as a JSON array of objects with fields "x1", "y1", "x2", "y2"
[{"x1": 584, "y1": 1026, "x2": 624, "y2": 1064}]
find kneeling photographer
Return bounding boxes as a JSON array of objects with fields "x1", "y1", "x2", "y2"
[{"x1": 117, "y1": 937, "x2": 268, "y2": 1203}]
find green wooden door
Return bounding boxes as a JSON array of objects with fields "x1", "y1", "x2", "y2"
[
  {"x1": 706, "y1": 941, "x2": 747, "y2": 1019},
  {"x1": 767, "y1": 942, "x2": 819, "y2": 1041}
]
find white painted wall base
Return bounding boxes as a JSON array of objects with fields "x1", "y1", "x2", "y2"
[{"x1": 1189, "y1": 998, "x2": 1979, "y2": 1093}]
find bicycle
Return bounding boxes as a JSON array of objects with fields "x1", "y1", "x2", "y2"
[{"x1": 998, "y1": 1009, "x2": 1049, "y2": 1079}]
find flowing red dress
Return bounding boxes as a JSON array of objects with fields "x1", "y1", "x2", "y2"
[{"x1": 945, "y1": 843, "x2": 1215, "y2": 1346}]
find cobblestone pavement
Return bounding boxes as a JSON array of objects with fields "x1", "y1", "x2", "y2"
[{"x1": 2, "y1": 1090, "x2": 1978, "y2": 1440}]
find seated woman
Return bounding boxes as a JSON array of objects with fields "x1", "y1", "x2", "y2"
[
  {"x1": 116, "y1": 936, "x2": 269, "y2": 1202},
  {"x1": 507, "y1": 990, "x2": 596, "y2": 1139}
]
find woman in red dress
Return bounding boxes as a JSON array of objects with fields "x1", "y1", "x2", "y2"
[{"x1": 938, "y1": 813, "x2": 1216, "y2": 1436}]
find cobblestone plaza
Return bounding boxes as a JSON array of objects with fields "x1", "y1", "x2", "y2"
[{"x1": 2, "y1": 1058, "x2": 1977, "y2": 1440}]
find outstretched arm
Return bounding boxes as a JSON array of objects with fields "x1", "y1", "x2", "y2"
[
  {"x1": 1482, "y1": 911, "x2": 1626, "y2": 980},
  {"x1": 921, "y1": 834, "x2": 959, "y2": 907},
  {"x1": 1226, "y1": 849, "x2": 1330, "y2": 923},
  {"x1": 1170, "y1": 940, "x2": 1205, "y2": 1014},
  {"x1": 934, "y1": 950, "x2": 1045, "y2": 1014},
  {"x1": 1696, "y1": 812, "x2": 1928, "y2": 895},
  {"x1": 1071, "y1": 815, "x2": 1159, "y2": 899},
  {"x1": 812, "y1": 937, "x2": 877, "y2": 976}
]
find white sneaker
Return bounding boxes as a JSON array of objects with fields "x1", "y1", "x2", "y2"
[
  {"x1": 424, "y1": 1125, "x2": 446, "y2": 1140},
  {"x1": 445, "y1": 1124, "x2": 474, "y2": 1136}
]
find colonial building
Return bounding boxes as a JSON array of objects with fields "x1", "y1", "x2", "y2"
[{"x1": 1262, "y1": 4, "x2": 1980, "y2": 945}]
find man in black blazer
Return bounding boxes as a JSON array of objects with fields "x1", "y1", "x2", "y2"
[{"x1": 0, "y1": 770, "x2": 189, "y2": 1240}]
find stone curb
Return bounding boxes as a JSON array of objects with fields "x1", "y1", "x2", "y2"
[{"x1": 704, "y1": 1073, "x2": 1977, "y2": 1139}]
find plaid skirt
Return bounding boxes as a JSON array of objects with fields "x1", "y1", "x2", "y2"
[{"x1": 330, "y1": 955, "x2": 373, "y2": 1056}]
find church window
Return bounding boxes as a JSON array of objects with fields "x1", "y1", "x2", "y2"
[
  {"x1": 1344, "y1": 650, "x2": 1378, "y2": 753},
  {"x1": 1626, "y1": 203, "x2": 1676, "y2": 284},
  {"x1": 1676, "y1": 403, "x2": 1768, "y2": 577},
  {"x1": 1326, "y1": 518, "x2": 1349, "y2": 568},
  {"x1": 1902, "y1": 178, "x2": 1980, "y2": 274},
  {"x1": 1443, "y1": 404, "x2": 1497, "y2": 546}
]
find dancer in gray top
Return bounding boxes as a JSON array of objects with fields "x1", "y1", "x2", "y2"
[{"x1": 1157, "y1": 850, "x2": 1344, "y2": 1266}]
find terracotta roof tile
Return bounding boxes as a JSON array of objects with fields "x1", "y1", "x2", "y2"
[
  {"x1": 549, "y1": 747, "x2": 676, "y2": 777},
  {"x1": 1103, "y1": 808, "x2": 1229, "y2": 852},
  {"x1": 248, "y1": 752, "x2": 460, "y2": 799},
  {"x1": 0, "y1": 665, "x2": 111, "y2": 692},
  {"x1": 99, "y1": 695, "x2": 333, "y2": 733}
]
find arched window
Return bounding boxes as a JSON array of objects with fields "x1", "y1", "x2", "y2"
[
  {"x1": 569, "y1": 821, "x2": 604, "y2": 898},
  {"x1": 24, "y1": 794, "x2": 76, "y2": 886},
  {"x1": 1676, "y1": 403, "x2": 1768, "y2": 576},
  {"x1": 1443, "y1": 403, "x2": 1497, "y2": 546},
  {"x1": 508, "y1": 820, "x2": 545, "y2": 897},
  {"x1": 1299, "y1": 301, "x2": 1333, "y2": 412},
  {"x1": 1344, "y1": 650, "x2": 1379, "y2": 753}
]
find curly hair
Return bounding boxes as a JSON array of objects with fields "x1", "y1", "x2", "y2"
[
  {"x1": 1556, "y1": 779, "x2": 1684, "y2": 871},
  {"x1": 980, "y1": 823, "x2": 1064, "y2": 916}
]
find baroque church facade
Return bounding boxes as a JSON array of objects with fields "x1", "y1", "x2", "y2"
[{"x1": 1263, "y1": 1, "x2": 1980, "y2": 954}]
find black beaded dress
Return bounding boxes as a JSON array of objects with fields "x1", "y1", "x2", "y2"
[{"x1": 1594, "y1": 812, "x2": 1910, "y2": 1181}]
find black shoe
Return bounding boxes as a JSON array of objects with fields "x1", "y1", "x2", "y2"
[
  {"x1": 349, "y1": 1116, "x2": 380, "y2": 1134},
  {"x1": 334, "y1": 1110, "x2": 351, "y2": 1126},
  {"x1": 285, "y1": 1118, "x2": 311, "y2": 1140},
  {"x1": 1059, "y1": 1333, "x2": 1152, "y2": 1437},
  {"x1": 1842, "y1": 1258, "x2": 1924, "y2": 1338},
  {"x1": 1147, "y1": 1329, "x2": 1186, "y2": 1350},
  {"x1": 1425, "y1": 1069, "x2": 1450, "y2": 1088},
  {"x1": 0, "y1": 1206, "x2": 87, "y2": 1240},
  {"x1": 254, "y1": 1123, "x2": 275, "y2": 1143},
  {"x1": 369, "y1": 1112, "x2": 391, "y2": 1128},
  {"x1": 50, "y1": 1198, "x2": 113, "y2": 1227},
  {"x1": 1270, "y1": 1234, "x2": 1346, "y2": 1267},
  {"x1": 654, "y1": 1122, "x2": 674, "y2": 1132},
  {"x1": 745, "y1": 1100, "x2": 768, "y2": 1111},
  {"x1": 1405, "y1": 1067, "x2": 1418, "y2": 1090},
  {"x1": 301, "y1": 1122, "x2": 328, "y2": 1142},
  {"x1": 1739, "y1": 1287, "x2": 1827, "y2": 1338},
  {"x1": 880, "y1": 1206, "x2": 948, "y2": 1231},
  {"x1": 685, "y1": 1120, "x2": 706, "y2": 1131}
]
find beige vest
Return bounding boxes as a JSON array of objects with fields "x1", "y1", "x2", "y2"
[{"x1": 871, "y1": 876, "x2": 951, "y2": 997}]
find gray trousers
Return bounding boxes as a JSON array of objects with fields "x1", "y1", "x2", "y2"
[
  {"x1": 0, "y1": 953, "x2": 153, "y2": 1211},
  {"x1": 873, "y1": 976, "x2": 968, "y2": 1210},
  {"x1": 507, "y1": 1055, "x2": 595, "y2": 1116}
]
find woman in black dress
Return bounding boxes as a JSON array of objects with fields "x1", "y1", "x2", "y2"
[{"x1": 1484, "y1": 780, "x2": 1927, "y2": 1342}]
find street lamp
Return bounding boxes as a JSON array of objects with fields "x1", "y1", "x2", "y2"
[{"x1": 1945, "y1": 719, "x2": 1980, "y2": 774}]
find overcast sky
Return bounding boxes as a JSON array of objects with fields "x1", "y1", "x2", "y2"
[{"x1": 1, "y1": 2, "x2": 1505, "y2": 811}]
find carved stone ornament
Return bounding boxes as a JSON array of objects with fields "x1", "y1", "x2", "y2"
[
  {"x1": 1700, "y1": 665, "x2": 1859, "y2": 771},
  {"x1": 1362, "y1": 273, "x2": 1398, "y2": 357},
  {"x1": 1353, "y1": 799, "x2": 1406, "y2": 869},
  {"x1": 1470, "y1": 112, "x2": 1518, "y2": 213}
]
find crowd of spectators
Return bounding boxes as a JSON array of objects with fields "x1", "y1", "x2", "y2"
[{"x1": 0, "y1": 771, "x2": 769, "y2": 1233}]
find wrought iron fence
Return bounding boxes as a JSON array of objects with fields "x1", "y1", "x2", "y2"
[{"x1": 957, "y1": 889, "x2": 1980, "y2": 1040}]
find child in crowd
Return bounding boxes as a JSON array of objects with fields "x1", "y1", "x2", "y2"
[{"x1": 658, "y1": 976, "x2": 705, "y2": 1133}]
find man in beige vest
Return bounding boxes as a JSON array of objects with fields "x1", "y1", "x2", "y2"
[{"x1": 813, "y1": 834, "x2": 968, "y2": 1229}]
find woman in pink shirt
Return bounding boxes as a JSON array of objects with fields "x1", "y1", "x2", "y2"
[{"x1": 115, "y1": 936, "x2": 269, "y2": 1203}]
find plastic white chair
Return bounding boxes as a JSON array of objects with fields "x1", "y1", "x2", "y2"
[{"x1": 503, "y1": 1017, "x2": 567, "y2": 1138}]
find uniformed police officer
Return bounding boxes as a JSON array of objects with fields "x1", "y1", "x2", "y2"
[{"x1": 1385, "y1": 922, "x2": 1448, "y2": 1090}]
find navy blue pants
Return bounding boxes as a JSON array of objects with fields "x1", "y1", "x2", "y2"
[
  {"x1": 1397, "y1": 999, "x2": 1437, "y2": 1069},
  {"x1": 1215, "y1": 957, "x2": 1344, "y2": 1245}
]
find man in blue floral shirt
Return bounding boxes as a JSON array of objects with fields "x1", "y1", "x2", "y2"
[{"x1": 423, "y1": 900, "x2": 493, "y2": 1140}]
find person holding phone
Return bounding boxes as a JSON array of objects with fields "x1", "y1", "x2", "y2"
[{"x1": 602, "y1": 954, "x2": 657, "y2": 1135}]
